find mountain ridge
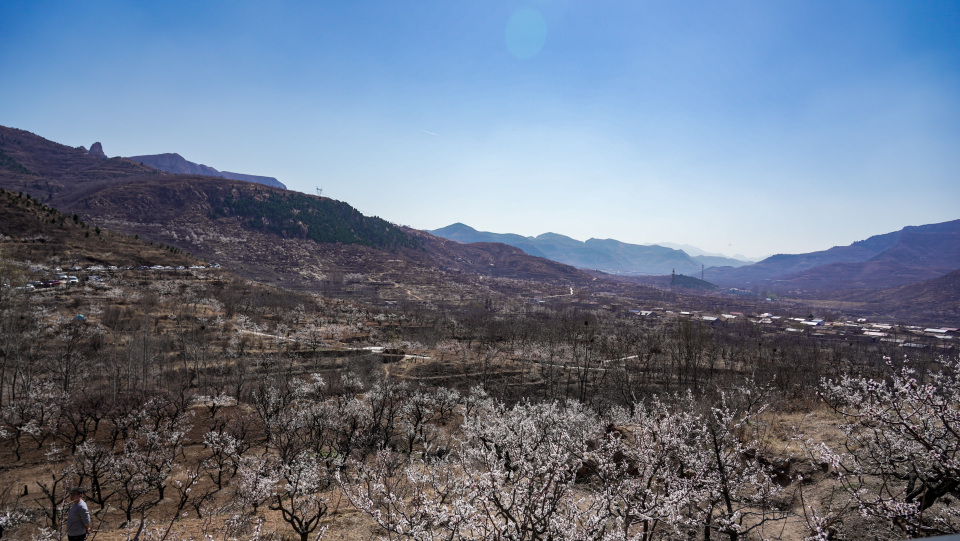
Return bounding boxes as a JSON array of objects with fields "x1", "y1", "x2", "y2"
[
  {"x1": 655, "y1": 241, "x2": 757, "y2": 261},
  {"x1": 705, "y1": 220, "x2": 960, "y2": 293},
  {"x1": 127, "y1": 151, "x2": 286, "y2": 189},
  {"x1": 429, "y1": 223, "x2": 752, "y2": 275}
]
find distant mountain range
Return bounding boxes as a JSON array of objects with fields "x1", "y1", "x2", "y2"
[
  {"x1": 429, "y1": 223, "x2": 752, "y2": 276},
  {"x1": 428, "y1": 221, "x2": 960, "y2": 299},
  {"x1": 655, "y1": 242, "x2": 758, "y2": 262},
  {"x1": 126, "y1": 152, "x2": 286, "y2": 189},
  {"x1": 704, "y1": 220, "x2": 960, "y2": 293},
  {"x1": 2, "y1": 124, "x2": 957, "y2": 324}
]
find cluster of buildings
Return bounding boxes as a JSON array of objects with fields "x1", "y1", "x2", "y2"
[
  {"x1": 9, "y1": 262, "x2": 221, "y2": 292},
  {"x1": 629, "y1": 308, "x2": 958, "y2": 350}
]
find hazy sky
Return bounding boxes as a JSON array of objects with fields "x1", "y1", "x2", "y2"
[{"x1": 2, "y1": 1, "x2": 958, "y2": 259}]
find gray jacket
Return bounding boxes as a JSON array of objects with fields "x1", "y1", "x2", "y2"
[{"x1": 66, "y1": 499, "x2": 91, "y2": 536}]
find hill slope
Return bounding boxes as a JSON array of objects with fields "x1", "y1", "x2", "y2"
[
  {"x1": 0, "y1": 126, "x2": 597, "y2": 298},
  {"x1": 705, "y1": 220, "x2": 960, "y2": 293},
  {"x1": 53, "y1": 176, "x2": 596, "y2": 289},
  {"x1": 843, "y1": 269, "x2": 960, "y2": 327},
  {"x1": 0, "y1": 126, "x2": 156, "y2": 197},
  {"x1": 0, "y1": 188, "x2": 196, "y2": 269}
]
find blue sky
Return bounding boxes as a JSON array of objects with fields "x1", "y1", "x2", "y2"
[{"x1": 2, "y1": 1, "x2": 958, "y2": 259}]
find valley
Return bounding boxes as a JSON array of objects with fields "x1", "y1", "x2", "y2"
[{"x1": 0, "y1": 125, "x2": 958, "y2": 540}]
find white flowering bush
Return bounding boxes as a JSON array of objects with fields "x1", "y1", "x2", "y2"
[
  {"x1": 593, "y1": 396, "x2": 706, "y2": 540},
  {"x1": 817, "y1": 357, "x2": 960, "y2": 537},
  {"x1": 345, "y1": 398, "x2": 612, "y2": 541}
]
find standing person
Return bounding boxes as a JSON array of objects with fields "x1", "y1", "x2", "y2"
[{"x1": 65, "y1": 487, "x2": 92, "y2": 541}]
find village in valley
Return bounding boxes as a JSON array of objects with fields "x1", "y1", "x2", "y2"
[{"x1": 2, "y1": 226, "x2": 958, "y2": 540}]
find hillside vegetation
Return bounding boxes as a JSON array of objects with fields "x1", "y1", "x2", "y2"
[
  {"x1": 0, "y1": 188, "x2": 194, "y2": 268},
  {"x1": 209, "y1": 188, "x2": 418, "y2": 250}
]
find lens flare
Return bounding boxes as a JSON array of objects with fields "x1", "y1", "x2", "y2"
[{"x1": 505, "y1": 8, "x2": 547, "y2": 60}]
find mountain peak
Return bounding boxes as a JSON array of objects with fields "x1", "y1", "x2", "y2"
[
  {"x1": 535, "y1": 232, "x2": 578, "y2": 242},
  {"x1": 432, "y1": 223, "x2": 478, "y2": 235}
]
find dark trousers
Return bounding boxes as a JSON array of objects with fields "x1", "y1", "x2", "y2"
[{"x1": 68, "y1": 535, "x2": 87, "y2": 541}]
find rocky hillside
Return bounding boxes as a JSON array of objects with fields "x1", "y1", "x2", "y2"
[
  {"x1": 51, "y1": 176, "x2": 598, "y2": 292},
  {"x1": 0, "y1": 126, "x2": 156, "y2": 196}
]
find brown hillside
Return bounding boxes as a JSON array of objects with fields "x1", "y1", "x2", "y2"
[
  {"x1": 841, "y1": 269, "x2": 960, "y2": 327},
  {"x1": 0, "y1": 188, "x2": 196, "y2": 270},
  {"x1": 0, "y1": 126, "x2": 157, "y2": 195},
  {"x1": 47, "y1": 176, "x2": 597, "y2": 295}
]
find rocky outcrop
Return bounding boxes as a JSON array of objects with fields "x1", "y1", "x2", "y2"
[{"x1": 88, "y1": 142, "x2": 106, "y2": 158}]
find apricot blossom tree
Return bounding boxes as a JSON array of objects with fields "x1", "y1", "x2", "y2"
[{"x1": 817, "y1": 357, "x2": 960, "y2": 537}]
